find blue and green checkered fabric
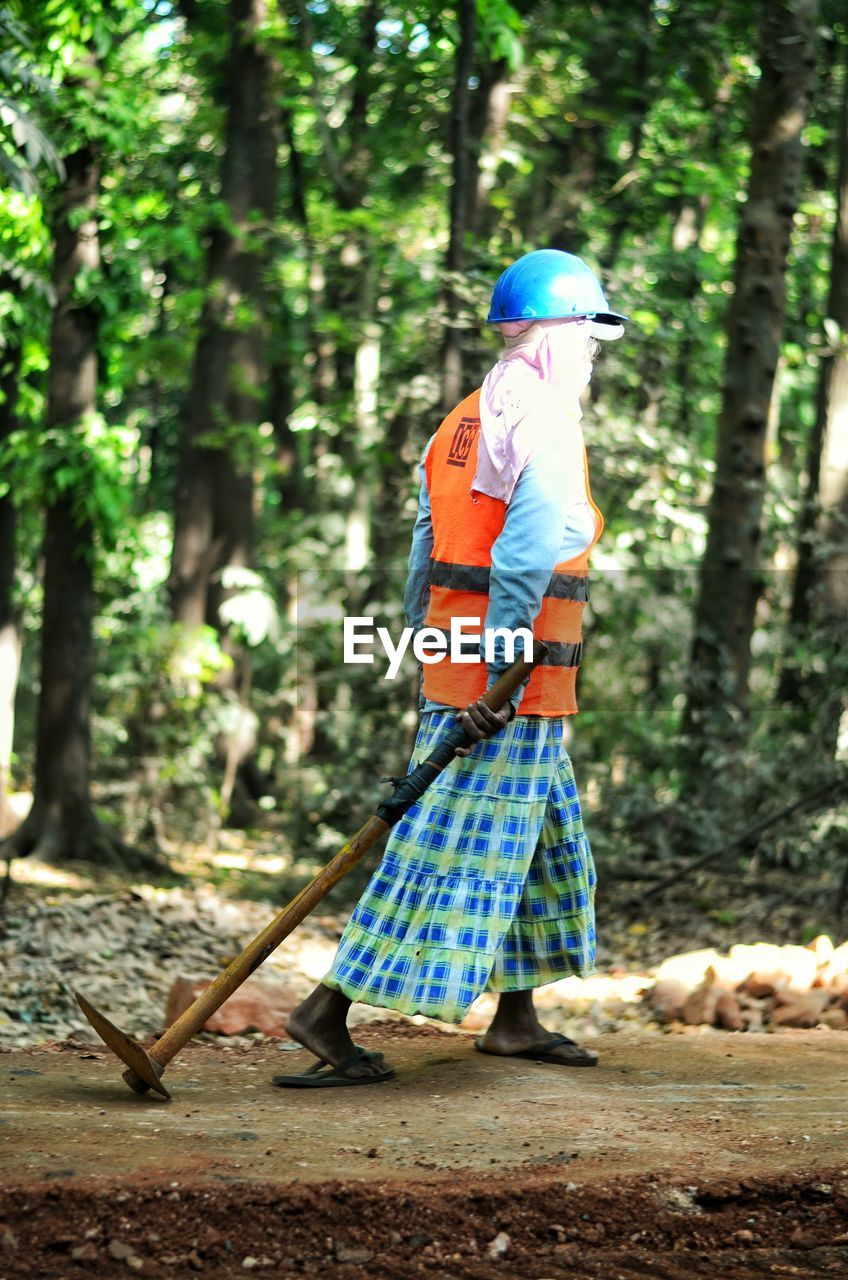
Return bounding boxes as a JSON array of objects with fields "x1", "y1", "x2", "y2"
[{"x1": 323, "y1": 710, "x2": 596, "y2": 1023}]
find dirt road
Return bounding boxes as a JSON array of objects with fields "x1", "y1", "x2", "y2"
[{"x1": 3, "y1": 1022, "x2": 848, "y2": 1278}]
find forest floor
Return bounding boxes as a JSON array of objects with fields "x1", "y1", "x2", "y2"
[{"x1": 2, "y1": 837, "x2": 848, "y2": 1278}]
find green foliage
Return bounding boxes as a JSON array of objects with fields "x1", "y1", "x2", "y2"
[
  {"x1": 0, "y1": 6, "x2": 63, "y2": 194},
  {"x1": 0, "y1": 413, "x2": 134, "y2": 547},
  {"x1": 218, "y1": 567, "x2": 280, "y2": 648},
  {"x1": 476, "y1": 0, "x2": 524, "y2": 69}
]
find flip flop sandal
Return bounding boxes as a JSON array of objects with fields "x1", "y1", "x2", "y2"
[
  {"x1": 474, "y1": 1033, "x2": 598, "y2": 1068},
  {"x1": 272, "y1": 1045, "x2": 395, "y2": 1089}
]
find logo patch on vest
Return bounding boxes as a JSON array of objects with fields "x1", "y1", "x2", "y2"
[{"x1": 446, "y1": 416, "x2": 479, "y2": 468}]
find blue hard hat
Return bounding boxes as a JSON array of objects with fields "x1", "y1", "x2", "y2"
[{"x1": 487, "y1": 249, "x2": 627, "y2": 336}]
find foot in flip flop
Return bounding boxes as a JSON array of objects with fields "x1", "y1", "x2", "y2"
[
  {"x1": 274, "y1": 986, "x2": 396, "y2": 1087},
  {"x1": 475, "y1": 1030, "x2": 598, "y2": 1068},
  {"x1": 273, "y1": 1045, "x2": 394, "y2": 1088}
]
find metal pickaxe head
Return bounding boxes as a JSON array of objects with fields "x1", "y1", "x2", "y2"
[{"x1": 74, "y1": 992, "x2": 171, "y2": 1099}]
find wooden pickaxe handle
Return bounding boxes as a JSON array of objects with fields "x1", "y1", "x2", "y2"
[{"x1": 128, "y1": 642, "x2": 547, "y2": 1086}]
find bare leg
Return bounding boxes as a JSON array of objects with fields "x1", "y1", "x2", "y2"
[
  {"x1": 285, "y1": 984, "x2": 389, "y2": 1078},
  {"x1": 477, "y1": 989, "x2": 598, "y2": 1066}
]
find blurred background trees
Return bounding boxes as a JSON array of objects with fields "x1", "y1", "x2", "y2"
[{"x1": 0, "y1": 0, "x2": 845, "y2": 890}]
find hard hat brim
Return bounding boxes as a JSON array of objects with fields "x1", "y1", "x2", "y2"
[{"x1": 485, "y1": 310, "x2": 628, "y2": 337}]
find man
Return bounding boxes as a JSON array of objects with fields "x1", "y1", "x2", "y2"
[{"x1": 274, "y1": 250, "x2": 626, "y2": 1086}]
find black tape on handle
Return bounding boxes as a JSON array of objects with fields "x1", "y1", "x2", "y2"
[
  {"x1": 375, "y1": 720, "x2": 469, "y2": 828},
  {"x1": 375, "y1": 642, "x2": 548, "y2": 829}
]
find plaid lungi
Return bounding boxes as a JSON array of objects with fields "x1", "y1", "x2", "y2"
[
  {"x1": 323, "y1": 710, "x2": 596, "y2": 1024},
  {"x1": 325, "y1": 711, "x2": 596, "y2": 1018}
]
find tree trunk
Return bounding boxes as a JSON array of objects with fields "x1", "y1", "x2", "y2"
[
  {"x1": 280, "y1": 108, "x2": 332, "y2": 418},
  {"x1": 167, "y1": 0, "x2": 280, "y2": 828},
  {"x1": 599, "y1": 0, "x2": 654, "y2": 274},
  {"x1": 6, "y1": 144, "x2": 121, "y2": 865},
  {"x1": 268, "y1": 309, "x2": 305, "y2": 511},
  {"x1": 779, "y1": 48, "x2": 848, "y2": 751},
  {"x1": 537, "y1": 0, "x2": 651, "y2": 256},
  {"x1": 466, "y1": 55, "x2": 510, "y2": 238},
  {"x1": 294, "y1": 0, "x2": 381, "y2": 577},
  {"x1": 285, "y1": 0, "x2": 378, "y2": 407},
  {"x1": 664, "y1": 75, "x2": 733, "y2": 431},
  {"x1": 683, "y1": 0, "x2": 817, "y2": 745},
  {"x1": 670, "y1": 196, "x2": 708, "y2": 435},
  {"x1": 332, "y1": 3, "x2": 378, "y2": 405},
  {"x1": 0, "y1": 333, "x2": 21, "y2": 838},
  {"x1": 143, "y1": 264, "x2": 174, "y2": 511},
  {"x1": 344, "y1": 317, "x2": 381, "y2": 577},
  {"x1": 441, "y1": 0, "x2": 476, "y2": 413},
  {"x1": 169, "y1": 0, "x2": 279, "y2": 630}
]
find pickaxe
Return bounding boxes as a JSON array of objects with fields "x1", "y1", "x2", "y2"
[{"x1": 75, "y1": 644, "x2": 545, "y2": 1099}]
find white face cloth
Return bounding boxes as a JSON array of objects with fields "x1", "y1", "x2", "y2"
[{"x1": 473, "y1": 319, "x2": 596, "y2": 503}]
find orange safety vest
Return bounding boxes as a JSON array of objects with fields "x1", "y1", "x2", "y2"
[{"x1": 420, "y1": 389, "x2": 603, "y2": 717}]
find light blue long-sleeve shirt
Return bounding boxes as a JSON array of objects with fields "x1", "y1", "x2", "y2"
[{"x1": 403, "y1": 428, "x2": 597, "y2": 713}]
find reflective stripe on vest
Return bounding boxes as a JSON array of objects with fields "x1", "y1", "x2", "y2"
[
  {"x1": 420, "y1": 388, "x2": 603, "y2": 717},
  {"x1": 427, "y1": 559, "x2": 590, "y2": 602}
]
